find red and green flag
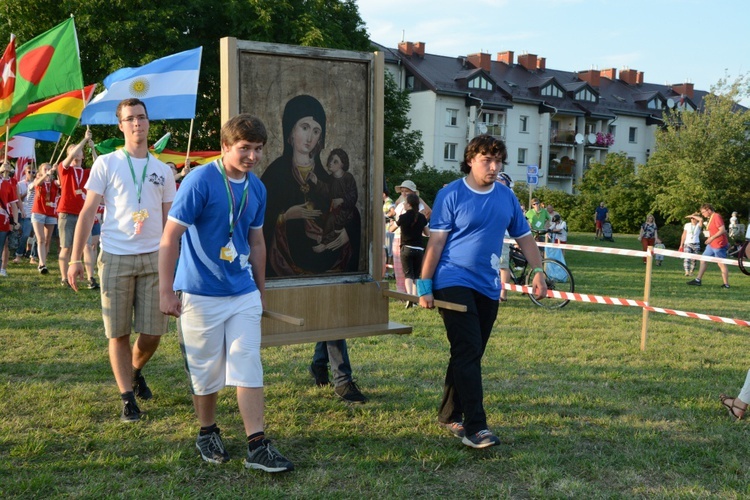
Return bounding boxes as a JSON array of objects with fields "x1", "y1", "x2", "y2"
[
  {"x1": 1, "y1": 84, "x2": 95, "y2": 142},
  {"x1": 10, "y1": 18, "x2": 83, "y2": 116},
  {"x1": 0, "y1": 35, "x2": 16, "y2": 125}
]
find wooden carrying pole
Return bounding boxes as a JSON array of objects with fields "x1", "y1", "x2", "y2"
[
  {"x1": 382, "y1": 289, "x2": 468, "y2": 312},
  {"x1": 262, "y1": 310, "x2": 305, "y2": 326}
]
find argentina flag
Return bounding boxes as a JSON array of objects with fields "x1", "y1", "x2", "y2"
[{"x1": 81, "y1": 47, "x2": 202, "y2": 125}]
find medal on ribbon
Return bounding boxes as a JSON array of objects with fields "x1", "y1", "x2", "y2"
[{"x1": 132, "y1": 209, "x2": 149, "y2": 234}]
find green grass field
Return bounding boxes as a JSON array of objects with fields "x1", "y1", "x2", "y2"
[{"x1": 1, "y1": 232, "x2": 749, "y2": 498}]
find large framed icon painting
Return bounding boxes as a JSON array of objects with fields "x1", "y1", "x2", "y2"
[{"x1": 220, "y1": 38, "x2": 410, "y2": 346}]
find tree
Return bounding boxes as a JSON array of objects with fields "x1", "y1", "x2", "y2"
[
  {"x1": 383, "y1": 71, "x2": 423, "y2": 191},
  {"x1": 0, "y1": 0, "x2": 371, "y2": 153},
  {"x1": 640, "y1": 75, "x2": 750, "y2": 223},
  {"x1": 572, "y1": 152, "x2": 652, "y2": 233}
]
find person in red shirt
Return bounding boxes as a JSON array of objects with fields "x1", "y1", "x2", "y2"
[
  {"x1": 30, "y1": 163, "x2": 59, "y2": 274},
  {"x1": 55, "y1": 129, "x2": 96, "y2": 288},
  {"x1": 0, "y1": 162, "x2": 21, "y2": 276},
  {"x1": 687, "y1": 203, "x2": 730, "y2": 288}
]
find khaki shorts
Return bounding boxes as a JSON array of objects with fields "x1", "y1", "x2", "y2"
[
  {"x1": 99, "y1": 250, "x2": 168, "y2": 339},
  {"x1": 58, "y1": 213, "x2": 78, "y2": 248},
  {"x1": 58, "y1": 212, "x2": 91, "y2": 248}
]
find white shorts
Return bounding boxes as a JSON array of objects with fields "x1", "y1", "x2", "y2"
[{"x1": 178, "y1": 290, "x2": 263, "y2": 395}]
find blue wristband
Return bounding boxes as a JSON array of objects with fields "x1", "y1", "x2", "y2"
[{"x1": 416, "y1": 279, "x2": 433, "y2": 297}]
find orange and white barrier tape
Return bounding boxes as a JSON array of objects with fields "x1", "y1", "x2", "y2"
[
  {"x1": 504, "y1": 238, "x2": 648, "y2": 257},
  {"x1": 642, "y1": 305, "x2": 750, "y2": 327},
  {"x1": 504, "y1": 283, "x2": 750, "y2": 327},
  {"x1": 504, "y1": 239, "x2": 738, "y2": 266},
  {"x1": 504, "y1": 282, "x2": 646, "y2": 306},
  {"x1": 653, "y1": 247, "x2": 737, "y2": 266}
]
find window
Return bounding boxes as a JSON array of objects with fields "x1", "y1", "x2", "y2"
[
  {"x1": 647, "y1": 98, "x2": 663, "y2": 110},
  {"x1": 468, "y1": 76, "x2": 492, "y2": 90},
  {"x1": 520, "y1": 115, "x2": 529, "y2": 133},
  {"x1": 608, "y1": 124, "x2": 616, "y2": 136},
  {"x1": 541, "y1": 84, "x2": 564, "y2": 98},
  {"x1": 444, "y1": 143, "x2": 457, "y2": 161},
  {"x1": 446, "y1": 109, "x2": 458, "y2": 127},
  {"x1": 518, "y1": 148, "x2": 527, "y2": 165},
  {"x1": 405, "y1": 75, "x2": 414, "y2": 90},
  {"x1": 575, "y1": 88, "x2": 597, "y2": 102},
  {"x1": 629, "y1": 127, "x2": 637, "y2": 143}
]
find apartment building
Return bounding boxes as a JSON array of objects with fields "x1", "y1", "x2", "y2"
[{"x1": 375, "y1": 41, "x2": 705, "y2": 193}]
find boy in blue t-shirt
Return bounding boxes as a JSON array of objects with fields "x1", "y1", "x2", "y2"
[
  {"x1": 158, "y1": 114, "x2": 293, "y2": 473},
  {"x1": 418, "y1": 135, "x2": 547, "y2": 450}
]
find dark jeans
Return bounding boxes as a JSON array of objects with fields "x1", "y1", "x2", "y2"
[
  {"x1": 312, "y1": 340, "x2": 352, "y2": 387},
  {"x1": 15, "y1": 217, "x2": 33, "y2": 257},
  {"x1": 434, "y1": 286, "x2": 499, "y2": 436}
]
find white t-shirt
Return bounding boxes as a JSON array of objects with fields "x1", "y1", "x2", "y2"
[
  {"x1": 17, "y1": 180, "x2": 31, "y2": 216},
  {"x1": 682, "y1": 222, "x2": 701, "y2": 246},
  {"x1": 549, "y1": 220, "x2": 567, "y2": 242},
  {"x1": 86, "y1": 150, "x2": 176, "y2": 255}
]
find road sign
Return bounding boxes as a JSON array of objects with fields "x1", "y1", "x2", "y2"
[
  {"x1": 527, "y1": 174, "x2": 538, "y2": 185},
  {"x1": 527, "y1": 164, "x2": 538, "y2": 176}
]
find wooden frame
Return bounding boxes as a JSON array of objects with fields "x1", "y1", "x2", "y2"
[{"x1": 220, "y1": 38, "x2": 409, "y2": 346}]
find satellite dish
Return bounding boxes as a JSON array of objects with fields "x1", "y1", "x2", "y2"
[
  {"x1": 587, "y1": 133, "x2": 597, "y2": 144},
  {"x1": 574, "y1": 133, "x2": 584, "y2": 145},
  {"x1": 479, "y1": 123, "x2": 488, "y2": 134},
  {"x1": 666, "y1": 98, "x2": 675, "y2": 108}
]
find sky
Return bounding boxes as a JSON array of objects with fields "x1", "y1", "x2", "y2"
[{"x1": 357, "y1": 0, "x2": 750, "y2": 102}]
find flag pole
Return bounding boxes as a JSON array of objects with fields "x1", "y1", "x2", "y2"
[
  {"x1": 184, "y1": 118, "x2": 195, "y2": 167},
  {"x1": 51, "y1": 116, "x2": 85, "y2": 165},
  {"x1": 3, "y1": 123, "x2": 8, "y2": 163},
  {"x1": 48, "y1": 134, "x2": 64, "y2": 164}
]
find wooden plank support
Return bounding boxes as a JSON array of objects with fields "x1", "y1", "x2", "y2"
[{"x1": 382, "y1": 289, "x2": 468, "y2": 312}]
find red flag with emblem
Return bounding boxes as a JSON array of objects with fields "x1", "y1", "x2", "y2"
[{"x1": 0, "y1": 35, "x2": 16, "y2": 125}]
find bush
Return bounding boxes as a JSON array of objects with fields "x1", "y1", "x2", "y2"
[
  {"x1": 656, "y1": 224, "x2": 683, "y2": 249},
  {"x1": 404, "y1": 164, "x2": 463, "y2": 207}
]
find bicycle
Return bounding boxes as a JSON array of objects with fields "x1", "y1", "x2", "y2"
[{"x1": 507, "y1": 244, "x2": 574, "y2": 309}]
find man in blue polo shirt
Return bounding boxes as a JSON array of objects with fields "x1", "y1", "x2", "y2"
[{"x1": 418, "y1": 135, "x2": 546, "y2": 449}]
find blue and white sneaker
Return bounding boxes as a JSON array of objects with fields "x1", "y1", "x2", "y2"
[{"x1": 462, "y1": 429, "x2": 500, "y2": 449}]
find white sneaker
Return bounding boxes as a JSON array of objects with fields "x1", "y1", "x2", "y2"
[{"x1": 0, "y1": 268, "x2": 7, "y2": 277}]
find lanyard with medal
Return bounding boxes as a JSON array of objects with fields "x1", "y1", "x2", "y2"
[
  {"x1": 124, "y1": 151, "x2": 150, "y2": 234},
  {"x1": 73, "y1": 166, "x2": 86, "y2": 199},
  {"x1": 218, "y1": 159, "x2": 249, "y2": 263}
]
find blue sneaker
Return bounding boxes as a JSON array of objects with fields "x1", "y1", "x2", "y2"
[{"x1": 462, "y1": 429, "x2": 500, "y2": 449}]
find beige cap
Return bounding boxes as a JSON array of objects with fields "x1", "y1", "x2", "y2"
[{"x1": 395, "y1": 180, "x2": 417, "y2": 192}]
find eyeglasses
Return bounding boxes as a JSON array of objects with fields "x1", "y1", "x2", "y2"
[{"x1": 120, "y1": 114, "x2": 148, "y2": 123}]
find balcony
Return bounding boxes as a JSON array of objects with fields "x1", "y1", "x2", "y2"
[
  {"x1": 585, "y1": 132, "x2": 614, "y2": 149},
  {"x1": 479, "y1": 123, "x2": 505, "y2": 140},
  {"x1": 548, "y1": 156, "x2": 576, "y2": 178},
  {"x1": 550, "y1": 129, "x2": 576, "y2": 145}
]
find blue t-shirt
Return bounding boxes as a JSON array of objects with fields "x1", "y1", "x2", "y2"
[
  {"x1": 431, "y1": 178, "x2": 530, "y2": 299},
  {"x1": 168, "y1": 161, "x2": 266, "y2": 297},
  {"x1": 595, "y1": 206, "x2": 608, "y2": 221}
]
